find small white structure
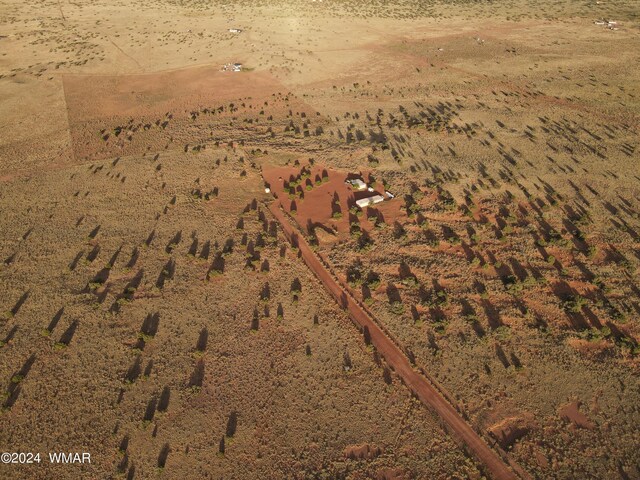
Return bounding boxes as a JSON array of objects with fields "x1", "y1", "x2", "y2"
[
  {"x1": 265, "y1": 187, "x2": 271, "y2": 194},
  {"x1": 346, "y1": 178, "x2": 367, "y2": 190},
  {"x1": 595, "y1": 19, "x2": 620, "y2": 30},
  {"x1": 356, "y1": 195, "x2": 384, "y2": 209},
  {"x1": 221, "y1": 63, "x2": 243, "y2": 72},
  {"x1": 229, "y1": 28, "x2": 242, "y2": 34},
  {"x1": 385, "y1": 191, "x2": 395, "y2": 199}
]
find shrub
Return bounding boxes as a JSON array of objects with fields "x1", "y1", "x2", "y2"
[
  {"x1": 390, "y1": 301, "x2": 405, "y2": 315},
  {"x1": 563, "y1": 295, "x2": 587, "y2": 313}
]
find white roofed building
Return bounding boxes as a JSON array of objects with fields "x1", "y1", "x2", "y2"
[{"x1": 355, "y1": 195, "x2": 384, "y2": 209}]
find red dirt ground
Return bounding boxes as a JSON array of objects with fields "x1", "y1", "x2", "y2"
[
  {"x1": 64, "y1": 67, "x2": 286, "y2": 120},
  {"x1": 262, "y1": 163, "x2": 405, "y2": 240},
  {"x1": 558, "y1": 401, "x2": 595, "y2": 430},
  {"x1": 343, "y1": 443, "x2": 383, "y2": 460},
  {"x1": 63, "y1": 67, "x2": 316, "y2": 161}
]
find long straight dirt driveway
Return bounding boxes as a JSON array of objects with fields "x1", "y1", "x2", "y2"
[{"x1": 268, "y1": 201, "x2": 529, "y2": 480}]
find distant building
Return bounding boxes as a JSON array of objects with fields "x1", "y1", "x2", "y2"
[
  {"x1": 229, "y1": 28, "x2": 242, "y2": 33},
  {"x1": 356, "y1": 195, "x2": 384, "y2": 209},
  {"x1": 595, "y1": 19, "x2": 620, "y2": 30},
  {"x1": 221, "y1": 63, "x2": 243, "y2": 72}
]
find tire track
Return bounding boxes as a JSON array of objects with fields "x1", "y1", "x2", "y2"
[{"x1": 106, "y1": 37, "x2": 142, "y2": 71}]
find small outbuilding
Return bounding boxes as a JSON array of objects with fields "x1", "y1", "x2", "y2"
[{"x1": 346, "y1": 178, "x2": 367, "y2": 190}]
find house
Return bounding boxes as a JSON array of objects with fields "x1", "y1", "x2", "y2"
[
  {"x1": 229, "y1": 28, "x2": 242, "y2": 34},
  {"x1": 221, "y1": 63, "x2": 243, "y2": 72},
  {"x1": 595, "y1": 19, "x2": 620, "y2": 30},
  {"x1": 346, "y1": 178, "x2": 367, "y2": 190},
  {"x1": 356, "y1": 195, "x2": 384, "y2": 209}
]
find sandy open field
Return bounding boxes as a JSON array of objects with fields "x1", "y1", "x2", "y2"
[{"x1": 1, "y1": 0, "x2": 639, "y2": 479}]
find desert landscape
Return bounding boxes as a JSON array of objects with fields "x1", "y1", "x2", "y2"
[{"x1": 0, "y1": 0, "x2": 639, "y2": 479}]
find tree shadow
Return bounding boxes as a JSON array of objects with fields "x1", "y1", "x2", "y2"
[
  {"x1": 165, "y1": 231, "x2": 182, "y2": 254},
  {"x1": 68, "y1": 251, "x2": 83, "y2": 271},
  {"x1": 481, "y1": 300, "x2": 502, "y2": 329},
  {"x1": 141, "y1": 312, "x2": 160, "y2": 337},
  {"x1": 508, "y1": 258, "x2": 528, "y2": 282},
  {"x1": 58, "y1": 320, "x2": 78, "y2": 346},
  {"x1": 124, "y1": 356, "x2": 142, "y2": 383},
  {"x1": 226, "y1": 411, "x2": 238, "y2": 437},
  {"x1": 386, "y1": 283, "x2": 401, "y2": 304},
  {"x1": 188, "y1": 236, "x2": 199, "y2": 256},
  {"x1": 1, "y1": 325, "x2": 18, "y2": 345},
  {"x1": 10, "y1": 291, "x2": 30, "y2": 317},
  {"x1": 495, "y1": 344, "x2": 510, "y2": 368},
  {"x1": 188, "y1": 360, "x2": 205, "y2": 388},
  {"x1": 156, "y1": 259, "x2": 175, "y2": 289},
  {"x1": 207, "y1": 253, "x2": 225, "y2": 278},
  {"x1": 143, "y1": 396, "x2": 157, "y2": 422},
  {"x1": 158, "y1": 387, "x2": 170, "y2": 412},
  {"x1": 157, "y1": 444, "x2": 170, "y2": 469},
  {"x1": 196, "y1": 328, "x2": 208, "y2": 352},
  {"x1": 86, "y1": 245, "x2": 101, "y2": 263},
  {"x1": 126, "y1": 247, "x2": 139, "y2": 269},
  {"x1": 145, "y1": 229, "x2": 156, "y2": 247}
]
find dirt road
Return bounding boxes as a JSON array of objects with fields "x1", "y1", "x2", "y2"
[{"x1": 268, "y1": 201, "x2": 528, "y2": 480}]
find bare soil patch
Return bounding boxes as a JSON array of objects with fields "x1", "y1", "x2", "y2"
[{"x1": 558, "y1": 401, "x2": 595, "y2": 430}]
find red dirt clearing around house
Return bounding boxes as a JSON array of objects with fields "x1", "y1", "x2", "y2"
[{"x1": 262, "y1": 162, "x2": 405, "y2": 241}]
